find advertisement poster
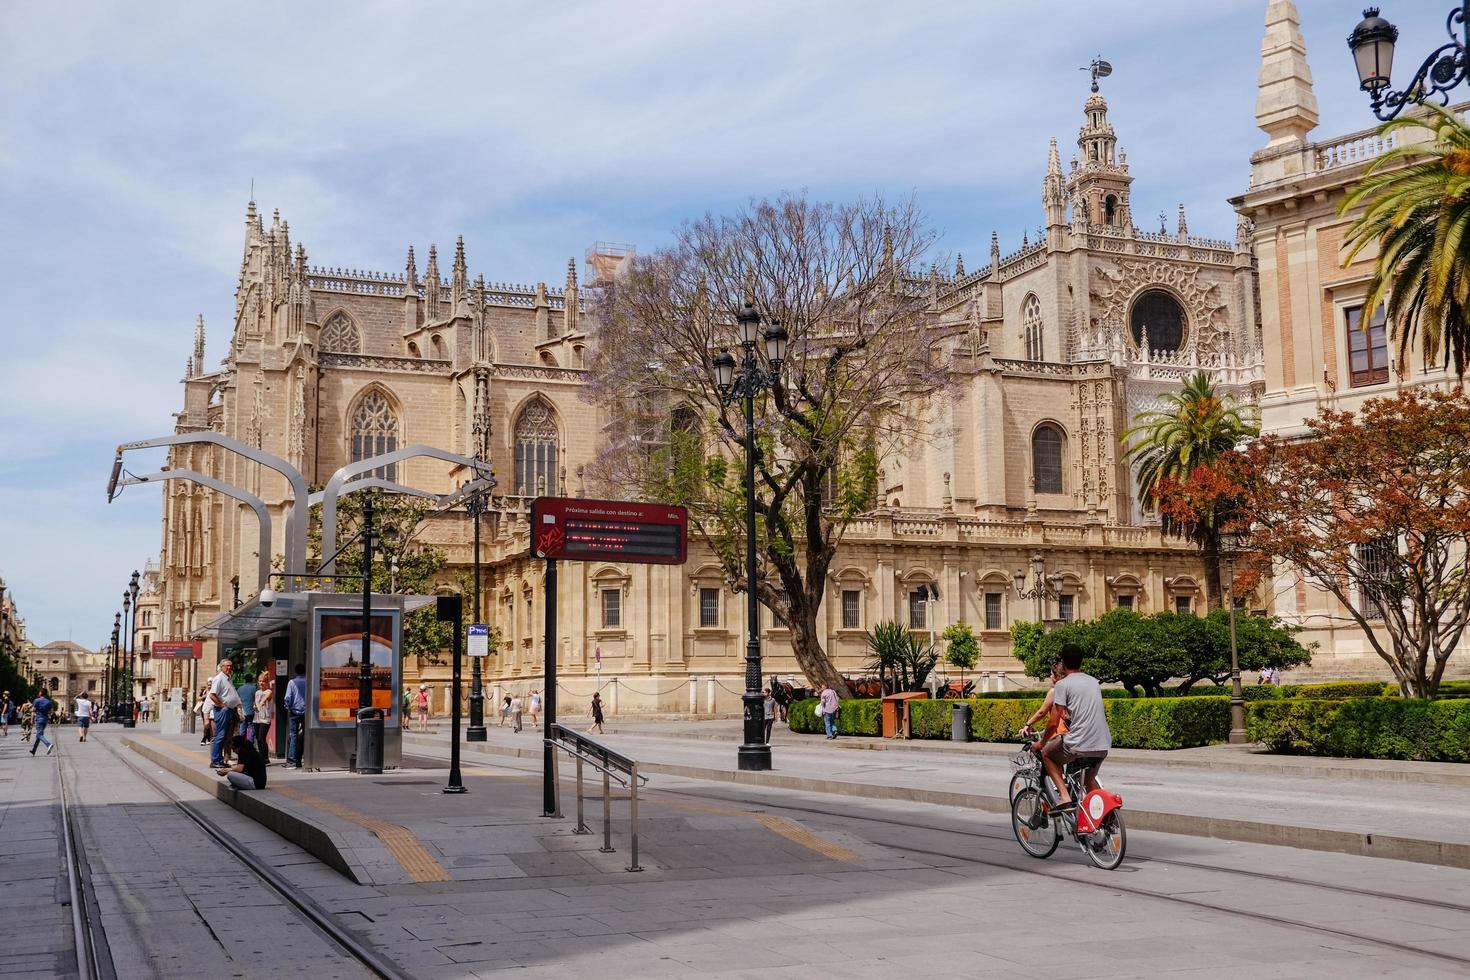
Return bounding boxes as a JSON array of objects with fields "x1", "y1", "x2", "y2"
[{"x1": 310, "y1": 608, "x2": 400, "y2": 728}]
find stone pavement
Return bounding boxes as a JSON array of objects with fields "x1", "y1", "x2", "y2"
[
  {"x1": 405, "y1": 719, "x2": 1470, "y2": 867},
  {"x1": 109, "y1": 725, "x2": 1470, "y2": 977},
  {"x1": 0, "y1": 728, "x2": 77, "y2": 979}
]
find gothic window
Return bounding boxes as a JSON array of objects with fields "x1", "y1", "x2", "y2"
[
  {"x1": 1022, "y1": 294, "x2": 1044, "y2": 361},
  {"x1": 350, "y1": 390, "x2": 399, "y2": 481},
  {"x1": 513, "y1": 397, "x2": 560, "y2": 497},
  {"x1": 1103, "y1": 195, "x2": 1118, "y2": 225},
  {"x1": 1130, "y1": 289, "x2": 1187, "y2": 352},
  {"x1": 1032, "y1": 424, "x2": 1065, "y2": 494},
  {"x1": 320, "y1": 313, "x2": 361, "y2": 353}
]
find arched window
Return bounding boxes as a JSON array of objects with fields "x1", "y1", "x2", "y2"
[
  {"x1": 514, "y1": 397, "x2": 560, "y2": 497},
  {"x1": 1022, "y1": 294, "x2": 1044, "y2": 362},
  {"x1": 1032, "y1": 424, "x2": 1065, "y2": 494},
  {"x1": 1103, "y1": 195, "x2": 1118, "y2": 225},
  {"x1": 1130, "y1": 289, "x2": 1187, "y2": 352},
  {"x1": 350, "y1": 390, "x2": 399, "y2": 480},
  {"x1": 320, "y1": 313, "x2": 361, "y2": 353}
]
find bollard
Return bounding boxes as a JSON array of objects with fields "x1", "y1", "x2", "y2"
[
  {"x1": 600, "y1": 768, "x2": 614, "y2": 854},
  {"x1": 627, "y1": 762, "x2": 642, "y2": 872}
]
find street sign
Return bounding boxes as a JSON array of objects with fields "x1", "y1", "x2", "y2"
[
  {"x1": 152, "y1": 641, "x2": 203, "y2": 660},
  {"x1": 530, "y1": 497, "x2": 688, "y2": 565},
  {"x1": 468, "y1": 623, "x2": 489, "y2": 658}
]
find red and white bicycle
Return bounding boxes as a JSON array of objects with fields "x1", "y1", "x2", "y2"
[{"x1": 1009, "y1": 736, "x2": 1127, "y2": 870}]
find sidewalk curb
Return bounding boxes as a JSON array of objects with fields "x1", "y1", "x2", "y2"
[
  {"x1": 414, "y1": 736, "x2": 1470, "y2": 871},
  {"x1": 122, "y1": 736, "x2": 372, "y2": 884}
]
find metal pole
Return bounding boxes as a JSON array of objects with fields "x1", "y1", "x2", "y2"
[
  {"x1": 359, "y1": 495, "x2": 375, "y2": 715},
  {"x1": 574, "y1": 753, "x2": 588, "y2": 834},
  {"x1": 467, "y1": 488, "x2": 486, "y2": 742},
  {"x1": 444, "y1": 594, "x2": 466, "y2": 793},
  {"x1": 1227, "y1": 557, "x2": 1246, "y2": 744},
  {"x1": 600, "y1": 767, "x2": 613, "y2": 853},
  {"x1": 627, "y1": 762, "x2": 642, "y2": 872},
  {"x1": 542, "y1": 558, "x2": 561, "y2": 817},
  {"x1": 738, "y1": 362, "x2": 772, "y2": 771}
]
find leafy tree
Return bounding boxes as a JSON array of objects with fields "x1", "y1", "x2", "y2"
[
  {"x1": 309, "y1": 489, "x2": 453, "y2": 665},
  {"x1": 585, "y1": 193, "x2": 956, "y2": 693},
  {"x1": 1167, "y1": 387, "x2": 1470, "y2": 697},
  {"x1": 1342, "y1": 104, "x2": 1470, "y2": 376},
  {"x1": 1010, "y1": 620, "x2": 1045, "y2": 673},
  {"x1": 864, "y1": 620, "x2": 939, "y2": 693},
  {"x1": 1123, "y1": 372, "x2": 1257, "y2": 609},
  {"x1": 0, "y1": 638, "x2": 34, "y2": 701},
  {"x1": 941, "y1": 620, "x2": 978, "y2": 679}
]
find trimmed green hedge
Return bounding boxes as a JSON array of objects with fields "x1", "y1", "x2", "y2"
[
  {"x1": 1247, "y1": 698, "x2": 1470, "y2": 761},
  {"x1": 1279, "y1": 680, "x2": 1391, "y2": 699},
  {"x1": 894, "y1": 696, "x2": 1229, "y2": 749},
  {"x1": 788, "y1": 698, "x2": 882, "y2": 736}
]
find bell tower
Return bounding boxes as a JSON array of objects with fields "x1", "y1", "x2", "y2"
[{"x1": 1066, "y1": 68, "x2": 1133, "y2": 230}]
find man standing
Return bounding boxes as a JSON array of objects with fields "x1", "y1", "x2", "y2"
[
  {"x1": 283, "y1": 663, "x2": 308, "y2": 769},
  {"x1": 511, "y1": 693, "x2": 523, "y2": 733},
  {"x1": 74, "y1": 693, "x2": 94, "y2": 742},
  {"x1": 237, "y1": 672, "x2": 257, "y2": 749},
  {"x1": 28, "y1": 689, "x2": 55, "y2": 756},
  {"x1": 208, "y1": 659, "x2": 241, "y2": 768}
]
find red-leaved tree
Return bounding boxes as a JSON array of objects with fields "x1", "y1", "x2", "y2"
[{"x1": 1160, "y1": 387, "x2": 1470, "y2": 697}]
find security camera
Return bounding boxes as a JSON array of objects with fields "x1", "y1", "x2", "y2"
[{"x1": 259, "y1": 588, "x2": 277, "y2": 608}]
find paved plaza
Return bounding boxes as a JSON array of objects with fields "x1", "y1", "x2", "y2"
[{"x1": 5, "y1": 722, "x2": 1470, "y2": 978}]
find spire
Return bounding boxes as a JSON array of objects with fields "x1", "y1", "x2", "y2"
[
  {"x1": 882, "y1": 224, "x2": 894, "y2": 274},
  {"x1": 1043, "y1": 136, "x2": 1067, "y2": 230},
  {"x1": 563, "y1": 257, "x2": 580, "y2": 336},
  {"x1": 990, "y1": 230, "x2": 1000, "y2": 270},
  {"x1": 193, "y1": 315, "x2": 205, "y2": 375},
  {"x1": 424, "y1": 245, "x2": 441, "y2": 318},
  {"x1": 1255, "y1": 0, "x2": 1318, "y2": 148},
  {"x1": 452, "y1": 235, "x2": 469, "y2": 315},
  {"x1": 404, "y1": 246, "x2": 419, "y2": 289},
  {"x1": 1177, "y1": 203, "x2": 1189, "y2": 240},
  {"x1": 1046, "y1": 137, "x2": 1062, "y2": 177},
  {"x1": 955, "y1": 253, "x2": 965, "y2": 278}
]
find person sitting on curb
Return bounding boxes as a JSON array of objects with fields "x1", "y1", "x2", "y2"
[{"x1": 217, "y1": 734, "x2": 267, "y2": 790}]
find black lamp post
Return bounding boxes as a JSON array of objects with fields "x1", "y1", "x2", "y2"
[
  {"x1": 466, "y1": 474, "x2": 488, "y2": 742},
  {"x1": 109, "y1": 613, "x2": 120, "y2": 720},
  {"x1": 1349, "y1": 4, "x2": 1469, "y2": 120},
  {"x1": 1013, "y1": 554, "x2": 1063, "y2": 626},
  {"x1": 1219, "y1": 530, "x2": 1249, "y2": 745},
  {"x1": 119, "y1": 589, "x2": 131, "y2": 724},
  {"x1": 125, "y1": 570, "x2": 140, "y2": 728},
  {"x1": 712, "y1": 300, "x2": 788, "y2": 773}
]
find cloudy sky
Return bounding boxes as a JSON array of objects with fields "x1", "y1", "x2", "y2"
[{"x1": 0, "y1": 0, "x2": 1428, "y2": 644}]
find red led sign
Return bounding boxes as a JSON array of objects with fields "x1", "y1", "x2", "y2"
[{"x1": 530, "y1": 497, "x2": 688, "y2": 565}]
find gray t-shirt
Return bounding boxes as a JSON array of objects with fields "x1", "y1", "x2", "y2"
[{"x1": 1053, "y1": 671, "x2": 1110, "y2": 754}]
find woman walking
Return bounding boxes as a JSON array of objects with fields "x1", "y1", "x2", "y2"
[
  {"x1": 588, "y1": 692, "x2": 605, "y2": 734},
  {"x1": 1, "y1": 690, "x2": 15, "y2": 737},
  {"x1": 528, "y1": 690, "x2": 541, "y2": 726},
  {"x1": 499, "y1": 695, "x2": 512, "y2": 727},
  {"x1": 196, "y1": 686, "x2": 212, "y2": 744},
  {"x1": 253, "y1": 671, "x2": 274, "y2": 761},
  {"x1": 414, "y1": 684, "x2": 430, "y2": 732}
]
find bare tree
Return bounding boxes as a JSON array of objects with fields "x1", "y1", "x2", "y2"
[{"x1": 584, "y1": 193, "x2": 958, "y2": 692}]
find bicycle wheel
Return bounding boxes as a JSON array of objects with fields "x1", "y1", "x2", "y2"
[
  {"x1": 1008, "y1": 771, "x2": 1031, "y2": 803},
  {"x1": 1083, "y1": 810, "x2": 1126, "y2": 870},
  {"x1": 1010, "y1": 787, "x2": 1059, "y2": 859}
]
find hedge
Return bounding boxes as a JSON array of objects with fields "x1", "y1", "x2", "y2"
[
  {"x1": 1247, "y1": 698, "x2": 1470, "y2": 761},
  {"x1": 1279, "y1": 680, "x2": 1391, "y2": 700},
  {"x1": 857, "y1": 696, "x2": 1229, "y2": 749},
  {"x1": 788, "y1": 698, "x2": 881, "y2": 736}
]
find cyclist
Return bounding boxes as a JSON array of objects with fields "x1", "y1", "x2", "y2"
[
  {"x1": 1030, "y1": 642, "x2": 1110, "y2": 812},
  {"x1": 1020, "y1": 659, "x2": 1066, "y2": 737}
]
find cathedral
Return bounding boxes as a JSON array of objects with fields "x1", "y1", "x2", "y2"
[{"x1": 151, "y1": 81, "x2": 1264, "y2": 711}]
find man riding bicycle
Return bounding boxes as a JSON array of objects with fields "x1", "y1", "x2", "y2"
[{"x1": 1024, "y1": 642, "x2": 1110, "y2": 812}]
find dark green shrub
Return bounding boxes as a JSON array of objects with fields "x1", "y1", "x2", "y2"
[
  {"x1": 836, "y1": 698, "x2": 883, "y2": 736},
  {"x1": 1434, "y1": 680, "x2": 1470, "y2": 699},
  {"x1": 1280, "y1": 680, "x2": 1391, "y2": 700},
  {"x1": 1247, "y1": 698, "x2": 1470, "y2": 761},
  {"x1": 907, "y1": 700, "x2": 951, "y2": 739},
  {"x1": 1105, "y1": 697, "x2": 1229, "y2": 749},
  {"x1": 968, "y1": 698, "x2": 1044, "y2": 742},
  {"x1": 788, "y1": 698, "x2": 821, "y2": 733}
]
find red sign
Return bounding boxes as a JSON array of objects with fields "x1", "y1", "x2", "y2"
[
  {"x1": 151, "y1": 641, "x2": 203, "y2": 660},
  {"x1": 531, "y1": 497, "x2": 688, "y2": 565}
]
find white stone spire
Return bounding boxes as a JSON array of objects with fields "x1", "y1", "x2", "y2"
[{"x1": 1255, "y1": 0, "x2": 1318, "y2": 148}]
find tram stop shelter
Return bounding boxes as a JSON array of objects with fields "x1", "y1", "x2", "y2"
[{"x1": 194, "y1": 590, "x2": 436, "y2": 771}]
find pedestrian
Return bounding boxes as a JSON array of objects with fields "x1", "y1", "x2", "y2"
[
  {"x1": 762, "y1": 687, "x2": 777, "y2": 742},
  {"x1": 237, "y1": 671, "x2": 257, "y2": 745},
  {"x1": 21, "y1": 700, "x2": 34, "y2": 741},
  {"x1": 253, "y1": 671, "x2": 273, "y2": 761},
  {"x1": 284, "y1": 663, "x2": 307, "y2": 769},
  {"x1": 0, "y1": 690, "x2": 14, "y2": 737},
  {"x1": 770, "y1": 678, "x2": 789, "y2": 722},
  {"x1": 528, "y1": 690, "x2": 541, "y2": 726},
  {"x1": 197, "y1": 686, "x2": 212, "y2": 744},
  {"x1": 28, "y1": 689, "x2": 55, "y2": 756},
  {"x1": 499, "y1": 695, "x2": 511, "y2": 727},
  {"x1": 216, "y1": 734, "x2": 267, "y2": 791},
  {"x1": 73, "y1": 693, "x2": 94, "y2": 742},
  {"x1": 207, "y1": 659, "x2": 241, "y2": 768},
  {"x1": 139, "y1": 696, "x2": 150, "y2": 724},
  {"x1": 414, "y1": 684, "x2": 430, "y2": 732},
  {"x1": 817, "y1": 683, "x2": 840, "y2": 740},
  {"x1": 588, "y1": 692, "x2": 605, "y2": 734},
  {"x1": 511, "y1": 693, "x2": 523, "y2": 733}
]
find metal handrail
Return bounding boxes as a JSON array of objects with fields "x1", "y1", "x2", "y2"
[{"x1": 545, "y1": 723, "x2": 644, "y2": 871}]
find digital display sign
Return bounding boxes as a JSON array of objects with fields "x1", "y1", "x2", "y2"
[{"x1": 531, "y1": 497, "x2": 688, "y2": 565}]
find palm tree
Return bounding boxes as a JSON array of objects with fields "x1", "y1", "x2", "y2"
[
  {"x1": 1124, "y1": 372, "x2": 1258, "y2": 609},
  {"x1": 1341, "y1": 103, "x2": 1470, "y2": 376}
]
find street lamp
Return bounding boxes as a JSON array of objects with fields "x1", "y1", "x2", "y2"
[
  {"x1": 1219, "y1": 530, "x2": 1250, "y2": 745},
  {"x1": 125, "y1": 570, "x2": 140, "y2": 728},
  {"x1": 465, "y1": 472, "x2": 488, "y2": 742},
  {"x1": 109, "y1": 613, "x2": 120, "y2": 721},
  {"x1": 1349, "y1": 4, "x2": 1468, "y2": 120},
  {"x1": 712, "y1": 300, "x2": 787, "y2": 772},
  {"x1": 1013, "y1": 554, "x2": 1063, "y2": 625}
]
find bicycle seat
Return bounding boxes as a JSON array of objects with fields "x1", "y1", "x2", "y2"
[{"x1": 1064, "y1": 756, "x2": 1104, "y2": 775}]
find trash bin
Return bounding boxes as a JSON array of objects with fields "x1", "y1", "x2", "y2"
[
  {"x1": 356, "y1": 707, "x2": 385, "y2": 775},
  {"x1": 951, "y1": 701, "x2": 972, "y2": 742}
]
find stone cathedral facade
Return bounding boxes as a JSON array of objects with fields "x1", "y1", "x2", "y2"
[{"x1": 153, "y1": 83, "x2": 1265, "y2": 711}]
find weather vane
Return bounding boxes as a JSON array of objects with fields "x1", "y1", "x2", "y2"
[{"x1": 1081, "y1": 57, "x2": 1113, "y2": 92}]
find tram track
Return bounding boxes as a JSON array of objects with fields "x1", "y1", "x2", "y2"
[
  {"x1": 55, "y1": 741, "x2": 115, "y2": 980},
  {"x1": 74, "y1": 736, "x2": 409, "y2": 980}
]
